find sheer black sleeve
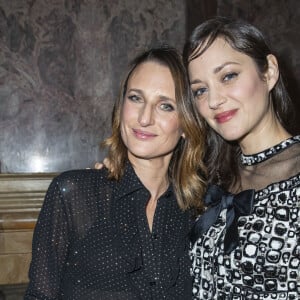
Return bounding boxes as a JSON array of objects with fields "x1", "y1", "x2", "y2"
[{"x1": 24, "y1": 176, "x2": 71, "y2": 299}]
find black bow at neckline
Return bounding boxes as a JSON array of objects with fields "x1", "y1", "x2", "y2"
[{"x1": 190, "y1": 185, "x2": 255, "y2": 255}]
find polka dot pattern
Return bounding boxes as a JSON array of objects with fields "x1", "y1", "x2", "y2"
[{"x1": 25, "y1": 162, "x2": 193, "y2": 299}]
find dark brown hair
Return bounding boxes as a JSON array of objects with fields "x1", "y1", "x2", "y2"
[{"x1": 183, "y1": 16, "x2": 294, "y2": 190}]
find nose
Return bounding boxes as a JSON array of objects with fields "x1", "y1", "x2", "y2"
[
  {"x1": 207, "y1": 88, "x2": 226, "y2": 109},
  {"x1": 138, "y1": 104, "x2": 154, "y2": 126}
]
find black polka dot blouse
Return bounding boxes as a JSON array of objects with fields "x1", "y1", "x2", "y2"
[{"x1": 25, "y1": 162, "x2": 193, "y2": 300}]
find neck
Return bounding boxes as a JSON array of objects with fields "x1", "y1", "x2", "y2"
[
  {"x1": 239, "y1": 116, "x2": 291, "y2": 155},
  {"x1": 128, "y1": 154, "x2": 171, "y2": 200}
]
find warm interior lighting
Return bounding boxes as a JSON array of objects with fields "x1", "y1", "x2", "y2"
[{"x1": 29, "y1": 155, "x2": 46, "y2": 173}]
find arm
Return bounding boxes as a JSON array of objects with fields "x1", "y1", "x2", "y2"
[{"x1": 24, "y1": 176, "x2": 70, "y2": 300}]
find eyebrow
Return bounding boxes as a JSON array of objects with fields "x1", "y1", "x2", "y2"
[
  {"x1": 127, "y1": 88, "x2": 142, "y2": 94},
  {"x1": 190, "y1": 61, "x2": 240, "y2": 85},
  {"x1": 126, "y1": 88, "x2": 175, "y2": 102},
  {"x1": 213, "y1": 61, "x2": 240, "y2": 74}
]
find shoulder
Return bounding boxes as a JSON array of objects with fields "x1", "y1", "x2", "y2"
[
  {"x1": 57, "y1": 168, "x2": 109, "y2": 180},
  {"x1": 50, "y1": 168, "x2": 111, "y2": 193}
]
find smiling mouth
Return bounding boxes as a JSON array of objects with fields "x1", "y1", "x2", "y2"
[
  {"x1": 215, "y1": 109, "x2": 238, "y2": 123},
  {"x1": 133, "y1": 129, "x2": 157, "y2": 139}
]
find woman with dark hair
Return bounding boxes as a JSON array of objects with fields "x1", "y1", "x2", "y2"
[
  {"x1": 24, "y1": 46, "x2": 207, "y2": 300},
  {"x1": 183, "y1": 17, "x2": 300, "y2": 299}
]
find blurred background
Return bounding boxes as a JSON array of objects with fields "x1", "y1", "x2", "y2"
[{"x1": 0, "y1": 0, "x2": 299, "y2": 173}]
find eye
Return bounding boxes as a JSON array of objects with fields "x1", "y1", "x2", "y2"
[
  {"x1": 127, "y1": 94, "x2": 141, "y2": 102},
  {"x1": 193, "y1": 87, "x2": 207, "y2": 98},
  {"x1": 223, "y1": 72, "x2": 238, "y2": 82},
  {"x1": 160, "y1": 103, "x2": 175, "y2": 112}
]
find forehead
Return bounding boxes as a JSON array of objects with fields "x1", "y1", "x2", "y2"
[
  {"x1": 188, "y1": 37, "x2": 253, "y2": 77},
  {"x1": 129, "y1": 61, "x2": 170, "y2": 78},
  {"x1": 127, "y1": 61, "x2": 175, "y2": 90}
]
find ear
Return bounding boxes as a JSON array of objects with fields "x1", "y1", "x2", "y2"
[{"x1": 265, "y1": 54, "x2": 279, "y2": 91}]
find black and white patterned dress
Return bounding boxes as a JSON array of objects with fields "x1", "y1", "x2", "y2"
[{"x1": 190, "y1": 136, "x2": 300, "y2": 300}]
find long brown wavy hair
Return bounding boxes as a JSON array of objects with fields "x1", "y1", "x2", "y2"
[
  {"x1": 183, "y1": 16, "x2": 294, "y2": 190},
  {"x1": 102, "y1": 46, "x2": 207, "y2": 213}
]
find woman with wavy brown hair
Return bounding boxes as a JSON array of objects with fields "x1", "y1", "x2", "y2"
[
  {"x1": 103, "y1": 46, "x2": 207, "y2": 213},
  {"x1": 25, "y1": 46, "x2": 207, "y2": 300}
]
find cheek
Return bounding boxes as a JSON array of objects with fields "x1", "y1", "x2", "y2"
[
  {"x1": 120, "y1": 119, "x2": 126, "y2": 143},
  {"x1": 233, "y1": 84, "x2": 255, "y2": 99},
  {"x1": 196, "y1": 100, "x2": 210, "y2": 120},
  {"x1": 120, "y1": 105, "x2": 132, "y2": 140},
  {"x1": 122, "y1": 102, "x2": 135, "y2": 124},
  {"x1": 231, "y1": 75, "x2": 267, "y2": 101},
  {"x1": 161, "y1": 117, "x2": 182, "y2": 136}
]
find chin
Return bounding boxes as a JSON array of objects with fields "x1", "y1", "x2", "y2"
[
  {"x1": 217, "y1": 129, "x2": 243, "y2": 142},
  {"x1": 128, "y1": 149, "x2": 153, "y2": 160}
]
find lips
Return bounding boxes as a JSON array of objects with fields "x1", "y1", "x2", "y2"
[
  {"x1": 133, "y1": 129, "x2": 157, "y2": 139},
  {"x1": 214, "y1": 109, "x2": 238, "y2": 123}
]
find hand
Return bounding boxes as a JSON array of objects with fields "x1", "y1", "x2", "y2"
[
  {"x1": 94, "y1": 158, "x2": 112, "y2": 171},
  {"x1": 94, "y1": 162, "x2": 104, "y2": 169}
]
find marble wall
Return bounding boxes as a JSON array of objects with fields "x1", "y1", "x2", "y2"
[
  {"x1": 0, "y1": 0, "x2": 186, "y2": 173},
  {"x1": 1, "y1": 0, "x2": 300, "y2": 174}
]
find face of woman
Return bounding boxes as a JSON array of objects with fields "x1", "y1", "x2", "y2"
[
  {"x1": 188, "y1": 37, "x2": 278, "y2": 146},
  {"x1": 121, "y1": 61, "x2": 183, "y2": 162}
]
